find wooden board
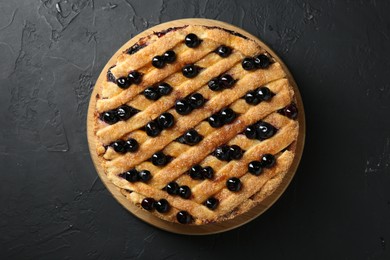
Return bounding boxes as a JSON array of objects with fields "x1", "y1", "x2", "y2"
[{"x1": 87, "y1": 18, "x2": 306, "y2": 235}]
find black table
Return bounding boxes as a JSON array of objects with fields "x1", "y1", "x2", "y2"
[{"x1": 1, "y1": 1, "x2": 389, "y2": 259}]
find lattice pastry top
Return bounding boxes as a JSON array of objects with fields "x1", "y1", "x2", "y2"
[{"x1": 93, "y1": 25, "x2": 300, "y2": 225}]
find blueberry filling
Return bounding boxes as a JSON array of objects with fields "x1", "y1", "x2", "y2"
[
  {"x1": 126, "y1": 42, "x2": 147, "y2": 55},
  {"x1": 124, "y1": 138, "x2": 139, "y2": 152},
  {"x1": 107, "y1": 68, "x2": 116, "y2": 83}
]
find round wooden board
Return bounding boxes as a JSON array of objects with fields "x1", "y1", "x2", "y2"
[{"x1": 87, "y1": 18, "x2": 306, "y2": 235}]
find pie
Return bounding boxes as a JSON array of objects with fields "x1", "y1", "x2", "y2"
[{"x1": 92, "y1": 24, "x2": 301, "y2": 225}]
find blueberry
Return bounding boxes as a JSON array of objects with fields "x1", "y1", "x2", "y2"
[
  {"x1": 202, "y1": 166, "x2": 214, "y2": 179},
  {"x1": 163, "y1": 50, "x2": 176, "y2": 63},
  {"x1": 176, "y1": 211, "x2": 192, "y2": 224},
  {"x1": 254, "y1": 54, "x2": 271, "y2": 69},
  {"x1": 155, "y1": 199, "x2": 170, "y2": 213},
  {"x1": 248, "y1": 161, "x2": 263, "y2": 176},
  {"x1": 101, "y1": 110, "x2": 119, "y2": 124},
  {"x1": 116, "y1": 105, "x2": 137, "y2": 121},
  {"x1": 214, "y1": 145, "x2": 230, "y2": 161},
  {"x1": 145, "y1": 121, "x2": 161, "y2": 137},
  {"x1": 244, "y1": 125, "x2": 257, "y2": 139},
  {"x1": 152, "y1": 55, "x2": 165, "y2": 68},
  {"x1": 141, "y1": 198, "x2": 155, "y2": 210},
  {"x1": 185, "y1": 33, "x2": 201, "y2": 48},
  {"x1": 188, "y1": 93, "x2": 205, "y2": 109},
  {"x1": 208, "y1": 114, "x2": 224, "y2": 128},
  {"x1": 165, "y1": 181, "x2": 179, "y2": 195},
  {"x1": 157, "y1": 83, "x2": 173, "y2": 96},
  {"x1": 189, "y1": 165, "x2": 204, "y2": 180},
  {"x1": 125, "y1": 138, "x2": 139, "y2": 152},
  {"x1": 128, "y1": 71, "x2": 142, "y2": 84},
  {"x1": 144, "y1": 87, "x2": 160, "y2": 100},
  {"x1": 204, "y1": 197, "x2": 219, "y2": 210},
  {"x1": 151, "y1": 151, "x2": 169, "y2": 166},
  {"x1": 226, "y1": 177, "x2": 242, "y2": 192},
  {"x1": 138, "y1": 170, "x2": 152, "y2": 182},
  {"x1": 124, "y1": 169, "x2": 139, "y2": 182},
  {"x1": 175, "y1": 99, "x2": 192, "y2": 115},
  {"x1": 182, "y1": 64, "x2": 199, "y2": 78},
  {"x1": 157, "y1": 112, "x2": 174, "y2": 129},
  {"x1": 242, "y1": 57, "x2": 256, "y2": 70},
  {"x1": 256, "y1": 121, "x2": 276, "y2": 140},
  {"x1": 219, "y1": 74, "x2": 235, "y2": 88},
  {"x1": 282, "y1": 103, "x2": 298, "y2": 119},
  {"x1": 260, "y1": 154, "x2": 276, "y2": 168},
  {"x1": 220, "y1": 108, "x2": 236, "y2": 124},
  {"x1": 208, "y1": 77, "x2": 223, "y2": 91},
  {"x1": 179, "y1": 186, "x2": 191, "y2": 199},
  {"x1": 216, "y1": 45, "x2": 232, "y2": 57},
  {"x1": 228, "y1": 145, "x2": 243, "y2": 160},
  {"x1": 111, "y1": 140, "x2": 127, "y2": 154},
  {"x1": 183, "y1": 129, "x2": 202, "y2": 145},
  {"x1": 116, "y1": 77, "x2": 131, "y2": 89},
  {"x1": 244, "y1": 91, "x2": 260, "y2": 105},
  {"x1": 255, "y1": 87, "x2": 273, "y2": 101}
]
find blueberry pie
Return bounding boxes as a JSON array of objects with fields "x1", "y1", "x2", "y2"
[{"x1": 92, "y1": 24, "x2": 302, "y2": 225}]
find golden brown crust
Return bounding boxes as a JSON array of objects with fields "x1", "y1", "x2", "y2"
[{"x1": 93, "y1": 25, "x2": 299, "y2": 224}]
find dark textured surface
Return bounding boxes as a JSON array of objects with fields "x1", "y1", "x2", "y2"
[{"x1": 1, "y1": 0, "x2": 390, "y2": 259}]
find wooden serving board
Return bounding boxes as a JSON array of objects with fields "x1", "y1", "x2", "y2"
[{"x1": 87, "y1": 18, "x2": 305, "y2": 235}]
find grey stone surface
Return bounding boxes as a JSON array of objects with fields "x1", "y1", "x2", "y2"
[{"x1": 0, "y1": 0, "x2": 389, "y2": 259}]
